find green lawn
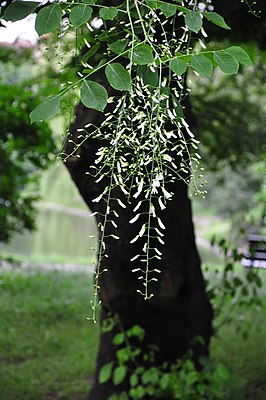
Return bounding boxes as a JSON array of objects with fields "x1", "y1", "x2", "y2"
[
  {"x1": 0, "y1": 267, "x2": 265, "y2": 399},
  {"x1": 0, "y1": 269, "x2": 98, "y2": 400}
]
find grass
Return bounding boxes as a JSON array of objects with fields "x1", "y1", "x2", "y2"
[
  {"x1": 209, "y1": 269, "x2": 266, "y2": 400},
  {"x1": 0, "y1": 267, "x2": 265, "y2": 400},
  {"x1": 0, "y1": 269, "x2": 98, "y2": 400}
]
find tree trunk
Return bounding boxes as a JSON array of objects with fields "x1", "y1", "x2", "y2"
[{"x1": 63, "y1": 101, "x2": 213, "y2": 399}]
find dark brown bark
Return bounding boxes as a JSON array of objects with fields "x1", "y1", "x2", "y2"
[{"x1": 63, "y1": 99, "x2": 213, "y2": 399}]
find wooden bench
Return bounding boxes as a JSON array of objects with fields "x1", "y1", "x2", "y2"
[{"x1": 241, "y1": 234, "x2": 266, "y2": 269}]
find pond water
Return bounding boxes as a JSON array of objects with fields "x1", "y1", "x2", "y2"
[{"x1": 1, "y1": 206, "x2": 98, "y2": 265}]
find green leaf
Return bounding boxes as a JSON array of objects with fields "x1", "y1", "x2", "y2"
[
  {"x1": 186, "y1": 371, "x2": 199, "y2": 385},
  {"x1": 215, "y1": 364, "x2": 231, "y2": 381},
  {"x1": 172, "y1": 97, "x2": 184, "y2": 119},
  {"x1": 191, "y1": 54, "x2": 213, "y2": 77},
  {"x1": 127, "y1": 325, "x2": 145, "y2": 341},
  {"x1": 112, "y1": 332, "x2": 125, "y2": 345},
  {"x1": 3, "y1": 1, "x2": 38, "y2": 22},
  {"x1": 204, "y1": 11, "x2": 231, "y2": 30},
  {"x1": 35, "y1": 3, "x2": 62, "y2": 36},
  {"x1": 99, "y1": 362, "x2": 113, "y2": 384},
  {"x1": 213, "y1": 50, "x2": 239, "y2": 74},
  {"x1": 105, "y1": 63, "x2": 131, "y2": 91},
  {"x1": 108, "y1": 39, "x2": 128, "y2": 54},
  {"x1": 130, "y1": 374, "x2": 139, "y2": 387},
  {"x1": 113, "y1": 365, "x2": 127, "y2": 386},
  {"x1": 131, "y1": 44, "x2": 154, "y2": 65},
  {"x1": 159, "y1": 3, "x2": 178, "y2": 18},
  {"x1": 30, "y1": 95, "x2": 61, "y2": 123},
  {"x1": 116, "y1": 348, "x2": 131, "y2": 363},
  {"x1": 160, "y1": 373, "x2": 170, "y2": 390},
  {"x1": 170, "y1": 58, "x2": 187, "y2": 76},
  {"x1": 225, "y1": 46, "x2": 252, "y2": 65},
  {"x1": 80, "y1": 80, "x2": 107, "y2": 112},
  {"x1": 138, "y1": 65, "x2": 158, "y2": 87},
  {"x1": 100, "y1": 7, "x2": 118, "y2": 20},
  {"x1": 82, "y1": 42, "x2": 100, "y2": 62},
  {"x1": 145, "y1": 0, "x2": 163, "y2": 9},
  {"x1": 70, "y1": 4, "x2": 93, "y2": 27},
  {"x1": 185, "y1": 10, "x2": 202, "y2": 33},
  {"x1": 174, "y1": 52, "x2": 192, "y2": 63}
]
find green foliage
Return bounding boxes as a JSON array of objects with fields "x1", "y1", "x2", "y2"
[
  {"x1": 70, "y1": 4, "x2": 93, "y2": 27},
  {"x1": 8, "y1": 1, "x2": 250, "y2": 121},
  {"x1": 192, "y1": 53, "x2": 266, "y2": 168},
  {"x1": 204, "y1": 12, "x2": 231, "y2": 30},
  {"x1": 185, "y1": 10, "x2": 203, "y2": 33},
  {"x1": 105, "y1": 63, "x2": 131, "y2": 91},
  {"x1": 80, "y1": 80, "x2": 108, "y2": 111},
  {"x1": 2, "y1": 0, "x2": 38, "y2": 22},
  {"x1": 0, "y1": 45, "x2": 55, "y2": 244},
  {"x1": 99, "y1": 7, "x2": 118, "y2": 21},
  {"x1": 213, "y1": 50, "x2": 239, "y2": 74},
  {"x1": 35, "y1": 3, "x2": 62, "y2": 37},
  {"x1": 30, "y1": 95, "x2": 61, "y2": 123},
  {"x1": 99, "y1": 238, "x2": 264, "y2": 399},
  {"x1": 191, "y1": 54, "x2": 213, "y2": 77},
  {"x1": 0, "y1": 268, "x2": 265, "y2": 399},
  {"x1": 100, "y1": 322, "x2": 244, "y2": 400}
]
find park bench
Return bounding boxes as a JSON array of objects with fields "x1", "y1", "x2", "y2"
[{"x1": 241, "y1": 234, "x2": 266, "y2": 269}]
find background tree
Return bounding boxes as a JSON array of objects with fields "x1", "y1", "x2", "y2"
[{"x1": 0, "y1": 44, "x2": 55, "y2": 245}]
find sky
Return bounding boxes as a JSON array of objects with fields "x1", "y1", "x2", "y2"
[{"x1": 0, "y1": 15, "x2": 39, "y2": 44}]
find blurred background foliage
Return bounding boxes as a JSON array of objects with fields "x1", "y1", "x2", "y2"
[
  {"x1": 191, "y1": 45, "x2": 266, "y2": 233},
  {"x1": 0, "y1": 43, "x2": 56, "y2": 243}
]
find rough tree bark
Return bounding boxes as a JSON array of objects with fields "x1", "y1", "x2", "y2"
[{"x1": 62, "y1": 1, "x2": 266, "y2": 398}]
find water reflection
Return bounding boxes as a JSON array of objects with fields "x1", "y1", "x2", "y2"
[{"x1": 1, "y1": 206, "x2": 97, "y2": 264}]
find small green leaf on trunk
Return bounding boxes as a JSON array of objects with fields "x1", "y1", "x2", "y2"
[
  {"x1": 113, "y1": 365, "x2": 127, "y2": 386},
  {"x1": 99, "y1": 362, "x2": 113, "y2": 384}
]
